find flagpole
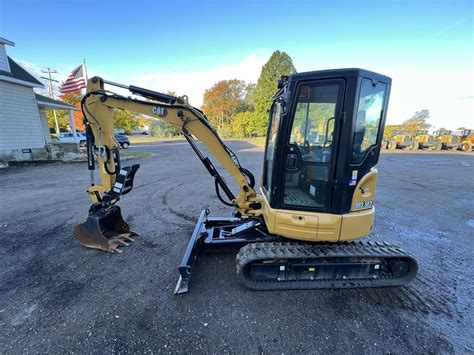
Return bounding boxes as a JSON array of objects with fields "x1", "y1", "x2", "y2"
[
  {"x1": 82, "y1": 58, "x2": 89, "y2": 81},
  {"x1": 77, "y1": 59, "x2": 89, "y2": 139}
]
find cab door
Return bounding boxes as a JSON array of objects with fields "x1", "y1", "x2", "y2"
[
  {"x1": 281, "y1": 80, "x2": 345, "y2": 212},
  {"x1": 341, "y1": 78, "x2": 389, "y2": 212}
]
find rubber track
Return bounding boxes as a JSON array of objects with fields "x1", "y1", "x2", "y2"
[{"x1": 236, "y1": 241, "x2": 418, "y2": 290}]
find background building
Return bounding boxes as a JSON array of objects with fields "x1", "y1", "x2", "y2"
[{"x1": 0, "y1": 37, "x2": 77, "y2": 163}]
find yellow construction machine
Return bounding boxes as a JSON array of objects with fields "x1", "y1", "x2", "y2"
[
  {"x1": 411, "y1": 130, "x2": 437, "y2": 150},
  {"x1": 74, "y1": 69, "x2": 418, "y2": 293},
  {"x1": 434, "y1": 130, "x2": 460, "y2": 151},
  {"x1": 385, "y1": 132, "x2": 412, "y2": 150},
  {"x1": 459, "y1": 129, "x2": 474, "y2": 152}
]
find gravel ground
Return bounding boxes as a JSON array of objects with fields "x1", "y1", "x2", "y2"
[{"x1": 0, "y1": 140, "x2": 473, "y2": 354}]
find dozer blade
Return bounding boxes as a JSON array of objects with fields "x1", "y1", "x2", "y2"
[{"x1": 73, "y1": 205, "x2": 138, "y2": 253}]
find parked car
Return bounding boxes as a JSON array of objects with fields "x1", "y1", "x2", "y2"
[
  {"x1": 56, "y1": 132, "x2": 86, "y2": 147},
  {"x1": 114, "y1": 134, "x2": 130, "y2": 149}
]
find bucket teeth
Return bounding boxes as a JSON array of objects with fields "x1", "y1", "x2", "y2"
[{"x1": 73, "y1": 205, "x2": 138, "y2": 253}]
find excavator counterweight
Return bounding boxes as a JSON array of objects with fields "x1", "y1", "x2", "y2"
[{"x1": 74, "y1": 69, "x2": 418, "y2": 293}]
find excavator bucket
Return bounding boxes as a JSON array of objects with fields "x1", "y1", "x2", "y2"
[
  {"x1": 73, "y1": 205, "x2": 138, "y2": 253},
  {"x1": 74, "y1": 164, "x2": 140, "y2": 253}
]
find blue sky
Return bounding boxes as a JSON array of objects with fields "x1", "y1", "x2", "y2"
[{"x1": 1, "y1": 0, "x2": 473, "y2": 128}]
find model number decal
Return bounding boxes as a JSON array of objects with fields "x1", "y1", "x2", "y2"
[
  {"x1": 355, "y1": 200, "x2": 373, "y2": 209},
  {"x1": 152, "y1": 106, "x2": 167, "y2": 117}
]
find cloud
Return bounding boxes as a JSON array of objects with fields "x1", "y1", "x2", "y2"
[
  {"x1": 129, "y1": 51, "x2": 270, "y2": 107},
  {"x1": 15, "y1": 51, "x2": 271, "y2": 105},
  {"x1": 15, "y1": 51, "x2": 473, "y2": 131},
  {"x1": 13, "y1": 58, "x2": 68, "y2": 97},
  {"x1": 384, "y1": 70, "x2": 474, "y2": 130}
]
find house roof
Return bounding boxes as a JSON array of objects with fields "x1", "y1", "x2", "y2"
[
  {"x1": 0, "y1": 37, "x2": 15, "y2": 46},
  {"x1": 35, "y1": 93, "x2": 77, "y2": 111},
  {"x1": 0, "y1": 57, "x2": 44, "y2": 88}
]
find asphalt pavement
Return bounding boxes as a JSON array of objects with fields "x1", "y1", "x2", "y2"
[{"x1": 0, "y1": 140, "x2": 473, "y2": 353}]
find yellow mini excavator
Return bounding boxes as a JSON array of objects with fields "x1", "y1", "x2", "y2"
[{"x1": 74, "y1": 69, "x2": 418, "y2": 294}]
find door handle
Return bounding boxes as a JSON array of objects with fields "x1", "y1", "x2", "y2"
[{"x1": 286, "y1": 153, "x2": 298, "y2": 169}]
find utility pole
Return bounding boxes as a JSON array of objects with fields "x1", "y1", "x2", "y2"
[{"x1": 41, "y1": 68, "x2": 60, "y2": 135}]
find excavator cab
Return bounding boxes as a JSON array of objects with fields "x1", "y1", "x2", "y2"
[{"x1": 262, "y1": 69, "x2": 389, "y2": 217}]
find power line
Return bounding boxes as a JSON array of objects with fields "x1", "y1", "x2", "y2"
[{"x1": 41, "y1": 68, "x2": 60, "y2": 134}]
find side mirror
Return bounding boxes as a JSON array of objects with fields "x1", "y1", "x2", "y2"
[{"x1": 278, "y1": 75, "x2": 289, "y2": 89}]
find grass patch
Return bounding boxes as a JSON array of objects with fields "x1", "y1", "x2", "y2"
[
  {"x1": 120, "y1": 150, "x2": 153, "y2": 159},
  {"x1": 128, "y1": 136, "x2": 183, "y2": 144},
  {"x1": 240, "y1": 137, "x2": 266, "y2": 147},
  {"x1": 128, "y1": 135, "x2": 267, "y2": 147}
]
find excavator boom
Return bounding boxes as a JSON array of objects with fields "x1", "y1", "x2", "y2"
[{"x1": 74, "y1": 76, "x2": 262, "y2": 253}]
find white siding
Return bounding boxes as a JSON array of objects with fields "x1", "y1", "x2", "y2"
[
  {"x1": 0, "y1": 45, "x2": 10, "y2": 72},
  {"x1": 38, "y1": 109, "x2": 52, "y2": 143},
  {"x1": 0, "y1": 81, "x2": 45, "y2": 150}
]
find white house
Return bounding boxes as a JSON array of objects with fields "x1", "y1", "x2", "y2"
[{"x1": 0, "y1": 37, "x2": 77, "y2": 163}]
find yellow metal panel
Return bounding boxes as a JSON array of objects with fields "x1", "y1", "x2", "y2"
[
  {"x1": 340, "y1": 207, "x2": 374, "y2": 241},
  {"x1": 351, "y1": 169, "x2": 378, "y2": 212},
  {"x1": 275, "y1": 211, "x2": 318, "y2": 241},
  {"x1": 261, "y1": 191, "x2": 342, "y2": 242},
  {"x1": 316, "y1": 212, "x2": 342, "y2": 242}
]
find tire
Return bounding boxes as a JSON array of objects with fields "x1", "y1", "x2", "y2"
[
  {"x1": 122, "y1": 142, "x2": 130, "y2": 149},
  {"x1": 387, "y1": 141, "x2": 397, "y2": 150},
  {"x1": 410, "y1": 142, "x2": 419, "y2": 150},
  {"x1": 433, "y1": 141, "x2": 442, "y2": 151},
  {"x1": 460, "y1": 142, "x2": 471, "y2": 152},
  {"x1": 449, "y1": 145, "x2": 458, "y2": 152}
]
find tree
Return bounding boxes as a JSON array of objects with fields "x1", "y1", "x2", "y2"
[
  {"x1": 113, "y1": 109, "x2": 141, "y2": 134},
  {"x1": 46, "y1": 110, "x2": 69, "y2": 132},
  {"x1": 383, "y1": 124, "x2": 401, "y2": 139},
  {"x1": 201, "y1": 79, "x2": 250, "y2": 131},
  {"x1": 251, "y1": 50, "x2": 296, "y2": 135},
  {"x1": 244, "y1": 83, "x2": 256, "y2": 111},
  {"x1": 61, "y1": 92, "x2": 85, "y2": 131},
  {"x1": 149, "y1": 119, "x2": 176, "y2": 137},
  {"x1": 233, "y1": 111, "x2": 256, "y2": 138},
  {"x1": 46, "y1": 92, "x2": 85, "y2": 132},
  {"x1": 401, "y1": 109, "x2": 431, "y2": 135}
]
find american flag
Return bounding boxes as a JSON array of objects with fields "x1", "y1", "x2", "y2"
[{"x1": 59, "y1": 65, "x2": 86, "y2": 94}]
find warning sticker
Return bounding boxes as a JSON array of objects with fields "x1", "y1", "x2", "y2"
[
  {"x1": 349, "y1": 170, "x2": 358, "y2": 186},
  {"x1": 352, "y1": 170, "x2": 358, "y2": 180}
]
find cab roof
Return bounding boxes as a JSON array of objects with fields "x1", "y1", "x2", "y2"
[{"x1": 289, "y1": 68, "x2": 392, "y2": 84}]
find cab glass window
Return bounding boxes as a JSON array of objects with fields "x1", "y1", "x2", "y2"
[
  {"x1": 289, "y1": 84, "x2": 339, "y2": 163},
  {"x1": 351, "y1": 79, "x2": 387, "y2": 163},
  {"x1": 283, "y1": 83, "x2": 341, "y2": 209},
  {"x1": 264, "y1": 102, "x2": 282, "y2": 190}
]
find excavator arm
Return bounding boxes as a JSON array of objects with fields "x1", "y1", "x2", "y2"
[{"x1": 74, "y1": 77, "x2": 261, "y2": 253}]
